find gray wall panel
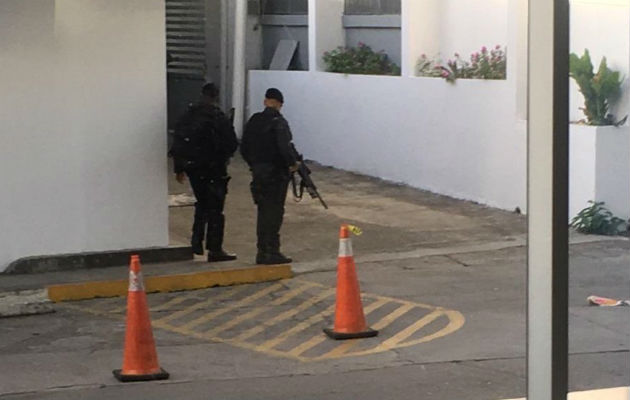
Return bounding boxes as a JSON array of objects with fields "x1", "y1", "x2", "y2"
[
  {"x1": 345, "y1": 28, "x2": 401, "y2": 66},
  {"x1": 262, "y1": 25, "x2": 309, "y2": 70}
]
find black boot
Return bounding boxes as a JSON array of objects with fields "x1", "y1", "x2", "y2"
[
  {"x1": 191, "y1": 236, "x2": 204, "y2": 256},
  {"x1": 255, "y1": 237, "x2": 269, "y2": 265},
  {"x1": 257, "y1": 253, "x2": 292, "y2": 265},
  {"x1": 191, "y1": 202, "x2": 206, "y2": 255},
  {"x1": 207, "y1": 214, "x2": 237, "y2": 262},
  {"x1": 257, "y1": 235, "x2": 292, "y2": 265},
  {"x1": 208, "y1": 250, "x2": 237, "y2": 262}
]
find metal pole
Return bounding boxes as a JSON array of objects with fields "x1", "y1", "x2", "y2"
[
  {"x1": 231, "y1": 0, "x2": 247, "y2": 137},
  {"x1": 527, "y1": 0, "x2": 570, "y2": 399}
]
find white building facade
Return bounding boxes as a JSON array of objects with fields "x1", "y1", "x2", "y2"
[{"x1": 0, "y1": 0, "x2": 169, "y2": 272}]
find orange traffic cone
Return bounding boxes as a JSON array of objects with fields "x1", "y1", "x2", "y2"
[
  {"x1": 113, "y1": 255, "x2": 169, "y2": 382},
  {"x1": 324, "y1": 225, "x2": 378, "y2": 340}
]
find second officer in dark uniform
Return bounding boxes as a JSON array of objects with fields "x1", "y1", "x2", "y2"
[
  {"x1": 171, "y1": 83, "x2": 238, "y2": 262},
  {"x1": 241, "y1": 88, "x2": 299, "y2": 265}
]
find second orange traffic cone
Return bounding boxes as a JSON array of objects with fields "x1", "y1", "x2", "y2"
[
  {"x1": 324, "y1": 225, "x2": 378, "y2": 340},
  {"x1": 113, "y1": 255, "x2": 169, "y2": 382}
]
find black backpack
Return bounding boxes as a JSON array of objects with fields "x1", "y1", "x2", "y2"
[{"x1": 171, "y1": 106, "x2": 221, "y2": 171}]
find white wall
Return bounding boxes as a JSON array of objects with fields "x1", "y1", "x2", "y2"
[
  {"x1": 401, "y1": 0, "x2": 509, "y2": 76},
  {"x1": 570, "y1": 0, "x2": 630, "y2": 122},
  {"x1": 0, "y1": 0, "x2": 168, "y2": 272},
  {"x1": 570, "y1": 126, "x2": 630, "y2": 220},
  {"x1": 309, "y1": 0, "x2": 345, "y2": 71},
  {"x1": 249, "y1": 71, "x2": 526, "y2": 211},
  {"x1": 401, "y1": 0, "x2": 441, "y2": 76},
  {"x1": 246, "y1": 0, "x2": 628, "y2": 221},
  {"x1": 438, "y1": 0, "x2": 509, "y2": 59}
]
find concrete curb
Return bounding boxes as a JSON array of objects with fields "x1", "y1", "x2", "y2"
[
  {"x1": 0, "y1": 289, "x2": 54, "y2": 318},
  {"x1": 4, "y1": 246, "x2": 194, "y2": 274},
  {"x1": 47, "y1": 264, "x2": 293, "y2": 302}
]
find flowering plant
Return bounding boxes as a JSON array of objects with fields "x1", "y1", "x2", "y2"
[
  {"x1": 417, "y1": 45, "x2": 507, "y2": 82},
  {"x1": 323, "y1": 42, "x2": 401, "y2": 76}
]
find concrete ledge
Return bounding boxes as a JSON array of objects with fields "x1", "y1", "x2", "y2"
[
  {"x1": 47, "y1": 264, "x2": 293, "y2": 302},
  {"x1": 343, "y1": 15, "x2": 401, "y2": 28},
  {"x1": 4, "y1": 246, "x2": 193, "y2": 274},
  {"x1": 261, "y1": 15, "x2": 308, "y2": 27},
  {"x1": 0, "y1": 289, "x2": 54, "y2": 318}
]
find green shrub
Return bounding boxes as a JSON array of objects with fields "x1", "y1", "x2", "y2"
[
  {"x1": 570, "y1": 201, "x2": 628, "y2": 236},
  {"x1": 569, "y1": 50, "x2": 626, "y2": 126},
  {"x1": 323, "y1": 43, "x2": 400, "y2": 76}
]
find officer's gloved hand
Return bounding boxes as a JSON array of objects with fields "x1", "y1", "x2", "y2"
[{"x1": 289, "y1": 162, "x2": 301, "y2": 173}]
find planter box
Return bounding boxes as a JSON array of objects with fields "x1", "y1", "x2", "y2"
[{"x1": 570, "y1": 124, "x2": 630, "y2": 220}]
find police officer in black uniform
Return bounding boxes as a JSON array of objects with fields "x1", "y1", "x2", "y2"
[
  {"x1": 171, "y1": 83, "x2": 238, "y2": 262},
  {"x1": 241, "y1": 88, "x2": 299, "y2": 265}
]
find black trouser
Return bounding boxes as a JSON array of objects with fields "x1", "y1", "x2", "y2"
[
  {"x1": 187, "y1": 171, "x2": 229, "y2": 251},
  {"x1": 250, "y1": 165, "x2": 290, "y2": 254}
]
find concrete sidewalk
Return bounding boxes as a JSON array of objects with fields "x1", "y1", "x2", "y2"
[{"x1": 1, "y1": 156, "x2": 626, "y2": 305}]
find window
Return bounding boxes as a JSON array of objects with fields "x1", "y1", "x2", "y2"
[
  {"x1": 262, "y1": 0, "x2": 308, "y2": 15},
  {"x1": 344, "y1": 0, "x2": 401, "y2": 15}
]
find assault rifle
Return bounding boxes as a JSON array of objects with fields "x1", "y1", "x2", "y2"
[
  {"x1": 290, "y1": 145, "x2": 328, "y2": 210},
  {"x1": 228, "y1": 107, "x2": 235, "y2": 124}
]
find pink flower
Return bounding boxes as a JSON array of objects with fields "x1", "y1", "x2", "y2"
[
  {"x1": 441, "y1": 70, "x2": 449, "y2": 77},
  {"x1": 481, "y1": 46, "x2": 487, "y2": 52},
  {"x1": 421, "y1": 53, "x2": 427, "y2": 58},
  {"x1": 454, "y1": 52, "x2": 460, "y2": 58},
  {"x1": 358, "y1": 42, "x2": 365, "y2": 47},
  {"x1": 495, "y1": 44, "x2": 501, "y2": 50}
]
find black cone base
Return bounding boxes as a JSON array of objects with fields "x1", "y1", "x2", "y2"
[
  {"x1": 113, "y1": 368, "x2": 170, "y2": 382},
  {"x1": 324, "y1": 328, "x2": 379, "y2": 340}
]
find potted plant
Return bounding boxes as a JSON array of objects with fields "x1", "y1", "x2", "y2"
[
  {"x1": 322, "y1": 43, "x2": 400, "y2": 76},
  {"x1": 570, "y1": 49, "x2": 626, "y2": 126},
  {"x1": 417, "y1": 45, "x2": 507, "y2": 83},
  {"x1": 568, "y1": 49, "x2": 629, "y2": 222}
]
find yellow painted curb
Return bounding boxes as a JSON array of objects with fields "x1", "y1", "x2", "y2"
[{"x1": 47, "y1": 265, "x2": 293, "y2": 302}]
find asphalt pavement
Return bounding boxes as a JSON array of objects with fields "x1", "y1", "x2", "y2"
[{"x1": 0, "y1": 157, "x2": 628, "y2": 399}]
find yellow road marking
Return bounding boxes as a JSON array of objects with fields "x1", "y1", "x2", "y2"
[
  {"x1": 61, "y1": 280, "x2": 466, "y2": 363},
  {"x1": 177, "y1": 283, "x2": 284, "y2": 331},
  {"x1": 256, "y1": 303, "x2": 336, "y2": 351},
  {"x1": 289, "y1": 298, "x2": 390, "y2": 358},
  {"x1": 373, "y1": 309, "x2": 444, "y2": 351},
  {"x1": 317, "y1": 301, "x2": 414, "y2": 359},
  {"x1": 153, "y1": 286, "x2": 245, "y2": 325},
  {"x1": 233, "y1": 288, "x2": 335, "y2": 342},
  {"x1": 387, "y1": 309, "x2": 465, "y2": 349},
  {"x1": 150, "y1": 293, "x2": 199, "y2": 312},
  {"x1": 109, "y1": 304, "x2": 128, "y2": 314},
  {"x1": 204, "y1": 281, "x2": 316, "y2": 336},
  {"x1": 92, "y1": 297, "x2": 125, "y2": 313}
]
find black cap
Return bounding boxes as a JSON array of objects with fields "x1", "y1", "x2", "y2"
[
  {"x1": 265, "y1": 88, "x2": 284, "y2": 104},
  {"x1": 202, "y1": 82, "x2": 219, "y2": 98}
]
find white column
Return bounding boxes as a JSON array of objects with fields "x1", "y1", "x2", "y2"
[
  {"x1": 508, "y1": 0, "x2": 528, "y2": 120},
  {"x1": 308, "y1": 0, "x2": 345, "y2": 72},
  {"x1": 401, "y1": 0, "x2": 441, "y2": 77},
  {"x1": 527, "y1": 0, "x2": 570, "y2": 399},
  {"x1": 231, "y1": 0, "x2": 247, "y2": 136}
]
